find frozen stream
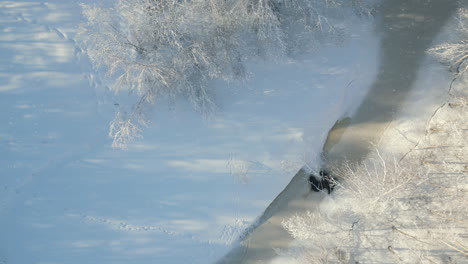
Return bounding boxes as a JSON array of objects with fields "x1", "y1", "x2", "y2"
[{"x1": 216, "y1": 0, "x2": 459, "y2": 263}]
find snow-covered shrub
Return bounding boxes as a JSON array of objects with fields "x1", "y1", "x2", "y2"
[
  {"x1": 281, "y1": 151, "x2": 468, "y2": 263},
  {"x1": 79, "y1": 0, "x2": 248, "y2": 147},
  {"x1": 429, "y1": 8, "x2": 468, "y2": 77},
  {"x1": 78, "y1": 0, "x2": 378, "y2": 148}
]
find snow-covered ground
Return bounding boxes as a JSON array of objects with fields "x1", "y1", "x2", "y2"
[
  {"x1": 0, "y1": 0, "x2": 466, "y2": 264},
  {"x1": 0, "y1": 1, "x2": 378, "y2": 263}
]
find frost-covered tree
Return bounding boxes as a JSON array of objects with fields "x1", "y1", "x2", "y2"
[
  {"x1": 429, "y1": 8, "x2": 468, "y2": 78},
  {"x1": 78, "y1": 0, "x2": 376, "y2": 148},
  {"x1": 281, "y1": 152, "x2": 468, "y2": 263}
]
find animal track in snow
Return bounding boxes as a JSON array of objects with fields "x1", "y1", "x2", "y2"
[{"x1": 78, "y1": 214, "x2": 181, "y2": 236}]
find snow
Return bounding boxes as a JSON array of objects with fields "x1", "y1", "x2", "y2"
[
  {"x1": 0, "y1": 0, "x2": 465, "y2": 264},
  {"x1": 250, "y1": 2, "x2": 467, "y2": 263},
  {"x1": 0, "y1": 1, "x2": 379, "y2": 263}
]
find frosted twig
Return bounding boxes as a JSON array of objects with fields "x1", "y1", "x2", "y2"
[{"x1": 439, "y1": 240, "x2": 468, "y2": 255}]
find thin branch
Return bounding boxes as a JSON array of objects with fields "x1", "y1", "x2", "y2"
[{"x1": 439, "y1": 240, "x2": 468, "y2": 255}]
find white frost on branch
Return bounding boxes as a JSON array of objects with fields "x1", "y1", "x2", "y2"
[
  {"x1": 428, "y1": 8, "x2": 468, "y2": 76},
  {"x1": 108, "y1": 112, "x2": 145, "y2": 149},
  {"x1": 78, "y1": 0, "x2": 377, "y2": 148}
]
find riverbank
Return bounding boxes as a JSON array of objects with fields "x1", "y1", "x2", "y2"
[{"x1": 216, "y1": 0, "x2": 462, "y2": 263}]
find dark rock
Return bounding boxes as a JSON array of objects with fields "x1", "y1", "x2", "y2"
[{"x1": 308, "y1": 169, "x2": 336, "y2": 194}]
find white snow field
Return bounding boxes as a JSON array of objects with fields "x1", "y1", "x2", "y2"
[{"x1": 0, "y1": 0, "x2": 466, "y2": 264}]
